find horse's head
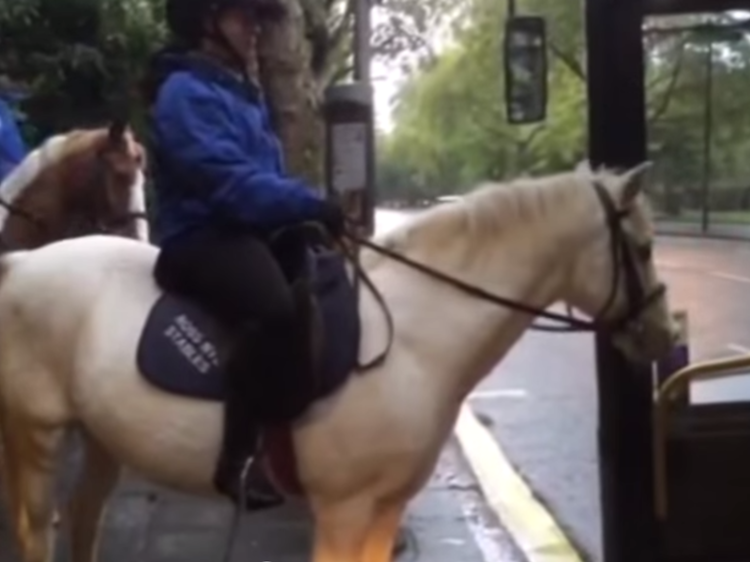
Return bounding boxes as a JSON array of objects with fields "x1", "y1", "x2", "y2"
[
  {"x1": 0, "y1": 119, "x2": 149, "y2": 250},
  {"x1": 566, "y1": 161, "x2": 676, "y2": 362},
  {"x1": 89, "y1": 119, "x2": 149, "y2": 240}
]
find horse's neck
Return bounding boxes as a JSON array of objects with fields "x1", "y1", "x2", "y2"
[{"x1": 366, "y1": 194, "x2": 595, "y2": 403}]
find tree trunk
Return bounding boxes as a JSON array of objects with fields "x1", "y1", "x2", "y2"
[{"x1": 257, "y1": 0, "x2": 325, "y2": 188}]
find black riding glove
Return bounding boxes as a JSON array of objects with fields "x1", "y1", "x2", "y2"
[{"x1": 317, "y1": 200, "x2": 346, "y2": 239}]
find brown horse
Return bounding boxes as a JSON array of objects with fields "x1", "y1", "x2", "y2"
[{"x1": 0, "y1": 119, "x2": 149, "y2": 249}]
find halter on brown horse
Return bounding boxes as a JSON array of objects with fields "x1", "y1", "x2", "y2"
[{"x1": 0, "y1": 119, "x2": 149, "y2": 250}]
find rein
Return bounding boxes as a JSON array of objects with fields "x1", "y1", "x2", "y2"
[{"x1": 339, "y1": 180, "x2": 665, "y2": 371}]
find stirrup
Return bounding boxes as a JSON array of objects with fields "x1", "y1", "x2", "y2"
[{"x1": 238, "y1": 455, "x2": 284, "y2": 510}]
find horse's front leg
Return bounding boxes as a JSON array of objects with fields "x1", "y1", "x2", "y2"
[
  {"x1": 3, "y1": 421, "x2": 64, "y2": 562},
  {"x1": 311, "y1": 495, "x2": 406, "y2": 562},
  {"x1": 66, "y1": 431, "x2": 122, "y2": 562}
]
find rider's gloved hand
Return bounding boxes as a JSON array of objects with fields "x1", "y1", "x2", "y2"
[{"x1": 317, "y1": 199, "x2": 346, "y2": 239}]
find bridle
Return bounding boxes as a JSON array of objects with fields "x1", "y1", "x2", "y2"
[
  {"x1": 0, "y1": 149, "x2": 149, "y2": 251},
  {"x1": 337, "y1": 179, "x2": 667, "y2": 370}
]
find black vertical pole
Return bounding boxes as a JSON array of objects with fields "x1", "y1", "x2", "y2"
[
  {"x1": 700, "y1": 41, "x2": 713, "y2": 234},
  {"x1": 585, "y1": 1, "x2": 659, "y2": 562}
]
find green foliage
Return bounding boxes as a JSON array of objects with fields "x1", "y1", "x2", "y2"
[
  {"x1": 381, "y1": 0, "x2": 586, "y2": 199},
  {"x1": 380, "y1": 4, "x2": 750, "y2": 217},
  {"x1": 0, "y1": 0, "x2": 167, "y2": 142}
]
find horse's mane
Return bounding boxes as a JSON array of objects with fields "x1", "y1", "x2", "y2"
[{"x1": 363, "y1": 161, "x2": 638, "y2": 269}]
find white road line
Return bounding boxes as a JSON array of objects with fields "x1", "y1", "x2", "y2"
[
  {"x1": 727, "y1": 343, "x2": 750, "y2": 355},
  {"x1": 710, "y1": 271, "x2": 750, "y2": 284},
  {"x1": 469, "y1": 389, "x2": 528, "y2": 400}
]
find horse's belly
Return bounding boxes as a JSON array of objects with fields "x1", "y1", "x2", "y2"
[
  {"x1": 76, "y1": 354, "x2": 224, "y2": 494},
  {"x1": 72, "y1": 282, "x2": 225, "y2": 495}
]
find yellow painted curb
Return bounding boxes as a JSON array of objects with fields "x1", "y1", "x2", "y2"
[{"x1": 454, "y1": 404, "x2": 583, "y2": 562}]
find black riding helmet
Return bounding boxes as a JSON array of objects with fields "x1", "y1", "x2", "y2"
[{"x1": 165, "y1": 0, "x2": 287, "y2": 47}]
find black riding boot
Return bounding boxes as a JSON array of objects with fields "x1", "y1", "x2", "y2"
[
  {"x1": 213, "y1": 283, "x2": 315, "y2": 509},
  {"x1": 213, "y1": 324, "x2": 285, "y2": 510}
]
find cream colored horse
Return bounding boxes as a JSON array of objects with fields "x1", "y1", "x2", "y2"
[{"x1": 0, "y1": 161, "x2": 674, "y2": 562}]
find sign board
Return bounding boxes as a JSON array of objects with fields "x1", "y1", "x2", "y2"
[
  {"x1": 504, "y1": 15, "x2": 548, "y2": 124},
  {"x1": 324, "y1": 83, "x2": 375, "y2": 237}
]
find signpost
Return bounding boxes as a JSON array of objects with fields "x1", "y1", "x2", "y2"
[
  {"x1": 323, "y1": 0, "x2": 377, "y2": 237},
  {"x1": 324, "y1": 83, "x2": 376, "y2": 237}
]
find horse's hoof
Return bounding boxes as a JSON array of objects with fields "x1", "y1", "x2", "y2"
[{"x1": 393, "y1": 525, "x2": 409, "y2": 557}]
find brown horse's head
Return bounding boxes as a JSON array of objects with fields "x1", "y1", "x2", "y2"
[{"x1": 0, "y1": 119, "x2": 149, "y2": 250}]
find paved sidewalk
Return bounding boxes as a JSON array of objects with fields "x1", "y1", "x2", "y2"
[{"x1": 0, "y1": 440, "x2": 523, "y2": 562}]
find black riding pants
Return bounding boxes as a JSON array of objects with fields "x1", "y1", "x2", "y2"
[
  {"x1": 153, "y1": 226, "x2": 311, "y2": 423},
  {"x1": 154, "y1": 227, "x2": 301, "y2": 328}
]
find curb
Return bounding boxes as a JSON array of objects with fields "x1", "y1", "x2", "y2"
[{"x1": 454, "y1": 404, "x2": 583, "y2": 562}]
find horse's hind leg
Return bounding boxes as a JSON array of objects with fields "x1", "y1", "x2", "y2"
[
  {"x1": 361, "y1": 501, "x2": 405, "y2": 562},
  {"x1": 2, "y1": 419, "x2": 64, "y2": 562},
  {"x1": 66, "y1": 431, "x2": 121, "y2": 562},
  {"x1": 311, "y1": 497, "x2": 406, "y2": 562},
  {"x1": 312, "y1": 497, "x2": 372, "y2": 562}
]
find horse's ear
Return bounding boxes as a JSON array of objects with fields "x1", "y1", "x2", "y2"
[
  {"x1": 107, "y1": 118, "x2": 129, "y2": 144},
  {"x1": 619, "y1": 161, "x2": 653, "y2": 205}
]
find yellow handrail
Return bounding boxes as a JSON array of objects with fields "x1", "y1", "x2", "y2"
[{"x1": 653, "y1": 353, "x2": 750, "y2": 519}]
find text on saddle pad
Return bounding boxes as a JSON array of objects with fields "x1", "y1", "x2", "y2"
[{"x1": 163, "y1": 314, "x2": 220, "y2": 374}]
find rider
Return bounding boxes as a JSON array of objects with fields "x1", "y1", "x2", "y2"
[
  {"x1": 142, "y1": 0, "x2": 345, "y2": 508},
  {"x1": 0, "y1": 95, "x2": 27, "y2": 183}
]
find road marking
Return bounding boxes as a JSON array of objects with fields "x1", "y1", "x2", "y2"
[
  {"x1": 469, "y1": 389, "x2": 528, "y2": 400},
  {"x1": 655, "y1": 259, "x2": 683, "y2": 269},
  {"x1": 454, "y1": 404, "x2": 582, "y2": 562},
  {"x1": 727, "y1": 343, "x2": 750, "y2": 355},
  {"x1": 710, "y1": 271, "x2": 750, "y2": 284}
]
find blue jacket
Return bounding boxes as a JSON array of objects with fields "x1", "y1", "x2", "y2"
[
  {"x1": 0, "y1": 98, "x2": 27, "y2": 183},
  {"x1": 149, "y1": 53, "x2": 327, "y2": 245}
]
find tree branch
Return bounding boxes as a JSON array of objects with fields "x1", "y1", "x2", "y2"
[
  {"x1": 647, "y1": 37, "x2": 686, "y2": 124},
  {"x1": 313, "y1": 0, "x2": 354, "y2": 89},
  {"x1": 548, "y1": 41, "x2": 585, "y2": 81}
]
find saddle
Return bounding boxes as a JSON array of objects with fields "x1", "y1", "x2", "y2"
[{"x1": 136, "y1": 227, "x2": 361, "y2": 502}]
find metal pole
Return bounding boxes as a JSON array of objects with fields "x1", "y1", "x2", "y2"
[
  {"x1": 353, "y1": 0, "x2": 372, "y2": 81},
  {"x1": 585, "y1": 0, "x2": 659, "y2": 561},
  {"x1": 700, "y1": 41, "x2": 713, "y2": 234}
]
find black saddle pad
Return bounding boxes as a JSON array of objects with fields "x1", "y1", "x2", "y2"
[{"x1": 137, "y1": 248, "x2": 361, "y2": 404}]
